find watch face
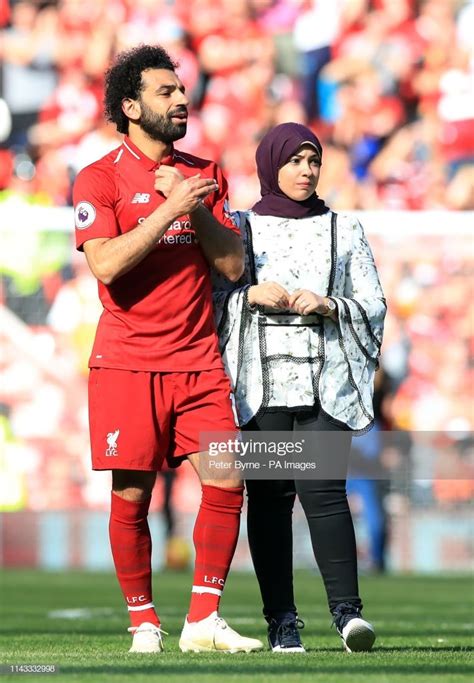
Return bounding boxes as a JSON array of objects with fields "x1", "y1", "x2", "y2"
[{"x1": 327, "y1": 299, "x2": 336, "y2": 311}]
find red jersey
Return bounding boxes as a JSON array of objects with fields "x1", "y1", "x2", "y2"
[{"x1": 73, "y1": 136, "x2": 239, "y2": 372}]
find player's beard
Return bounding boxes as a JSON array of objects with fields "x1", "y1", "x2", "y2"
[{"x1": 139, "y1": 100, "x2": 187, "y2": 143}]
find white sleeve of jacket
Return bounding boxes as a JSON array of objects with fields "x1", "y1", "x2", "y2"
[{"x1": 333, "y1": 217, "x2": 386, "y2": 362}]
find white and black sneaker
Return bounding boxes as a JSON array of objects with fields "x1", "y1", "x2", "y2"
[
  {"x1": 268, "y1": 618, "x2": 306, "y2": 653},
  {"x1": 332, "y1": 602, "x2": 375, "y2": 652}
]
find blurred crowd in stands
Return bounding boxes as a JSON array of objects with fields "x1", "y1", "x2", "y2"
[
  {"x1": 1, "y1": 0, "x2": 473, "y2": 515},
  {"x1": 1, "y1": 0, "x2": 473, "y2": 208}
]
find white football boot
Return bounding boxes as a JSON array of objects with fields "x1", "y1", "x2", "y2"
[
  {"x1": 179, "y1": 612, "x2": 264, "y2": 653},
  {"x1": 128, "y1": 622, "x2": 167, "y2": 653}
]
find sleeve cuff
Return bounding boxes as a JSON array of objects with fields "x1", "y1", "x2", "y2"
[{"x1": 243, "y1": 285, "x2": 258, "y2": 313}]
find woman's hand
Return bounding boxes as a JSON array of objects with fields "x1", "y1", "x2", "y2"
[
  {"x1": 248, "y1": 282, "x2": 290, "y2": 309},
  {"x1": 290, "y1": 289, "x2": 330, "y2": 316}
]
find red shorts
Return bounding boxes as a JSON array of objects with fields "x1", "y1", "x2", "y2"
[{"x1": 88, "y1": 368, "x2": 237, "y2": 471}]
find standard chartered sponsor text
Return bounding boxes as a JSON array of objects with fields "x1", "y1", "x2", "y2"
[{"x1": 137, "y1": 217, "x2": 196, "y2": 245}]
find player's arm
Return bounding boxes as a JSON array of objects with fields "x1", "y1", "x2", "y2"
[
  {"x1": 155, "y1": 164, "x2": 244, "y2": 282},
  {"x1": 82, "y1": 204, "x2": 178, "y2": 285},
  {"x1": 76, "y1": 170, "x2": 218, "y2": 285},
  {"x1": 189, "y1": 204, "x2": 244, "y2": 282}
]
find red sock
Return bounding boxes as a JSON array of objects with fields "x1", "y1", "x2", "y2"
[
  {"x1": 109, "y1": 491, "x2": 160, "y2": 629},
  {"x1": 188, "y1": 484, "x2": 243, "y2": 622}
]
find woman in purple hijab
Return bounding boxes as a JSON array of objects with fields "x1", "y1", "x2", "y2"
[
  {"x1": 252, "y1": 122, "x2": 328, "y2": 220},
  {"x1": 213, "y1": 122, "x2": 386, "y2": 654}
]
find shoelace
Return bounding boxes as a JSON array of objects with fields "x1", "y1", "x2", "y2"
[
  {"x1": 214, "y1": 617, "x2": 228, "y2": 630},
  {"x1": 275, "y1": 618, "x2": 305, "y2": 647},
  {"x1": 331, "y1": 602, "x2": 361, "y2": 631},
  {"x1": 127, "y1": 625, "x2": 169, "y2": 636}
]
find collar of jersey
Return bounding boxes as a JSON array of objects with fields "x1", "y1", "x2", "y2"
[{"x1": 123, "y1": 136, "x2": 174, "y2": 171}]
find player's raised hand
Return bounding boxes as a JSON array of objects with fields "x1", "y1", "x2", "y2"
[
  {"x1": 154, "y1": 166, "x2": 185, "y2": 198},
  {"x1": 163, "y1": 174, "x2": 219, "y2": 217},
  {"x1": 248, "y1": 282, "x2": 290, "y2": 309}
]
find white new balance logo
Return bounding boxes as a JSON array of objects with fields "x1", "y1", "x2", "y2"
[{"x1": 131, "y1": 193, "x2": 151, "y2": 204}]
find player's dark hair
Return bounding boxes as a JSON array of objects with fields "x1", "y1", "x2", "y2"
[{"x1": 104, "y1": 44, "x2": 178, "y2": 134}]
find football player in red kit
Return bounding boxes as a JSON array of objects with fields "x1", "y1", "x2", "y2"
[{"x1": 73, "y1": 44, "x2": 262, "y2": 654}]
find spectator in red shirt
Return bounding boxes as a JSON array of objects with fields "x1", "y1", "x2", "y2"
[{"x1": 73, "y1": 44, "x2": 262, "y2": 655}]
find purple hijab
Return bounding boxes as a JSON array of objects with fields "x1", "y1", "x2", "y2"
[{"x1": 252, "y1": 122, "x2": 329, "y2": 219}]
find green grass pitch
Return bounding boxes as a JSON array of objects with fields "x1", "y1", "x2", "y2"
[{"x1": 0, "y1": 570, "x2": 473, "y2": 682}]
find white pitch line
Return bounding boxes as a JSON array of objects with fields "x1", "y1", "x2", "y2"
[{"x1": 47, "y1": 608, "x2": 115, "y2": 619}]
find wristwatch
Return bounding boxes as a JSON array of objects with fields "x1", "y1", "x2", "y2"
[{"x1": 323, "y1": 298, "x2": 336, "y2": 316}]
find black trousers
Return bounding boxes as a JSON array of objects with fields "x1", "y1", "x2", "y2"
[{"x1": 244, "y1": 406, "x2": 362, "y2": 619}]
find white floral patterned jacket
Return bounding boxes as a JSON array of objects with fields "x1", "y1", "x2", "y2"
[{"x1": 212, "y1": 210, "x2": 386, "y2": 432}]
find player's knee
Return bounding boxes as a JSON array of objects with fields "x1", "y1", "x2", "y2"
[{"x1": 112, "y1": 469, "x2": 156, "y2": 500}]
